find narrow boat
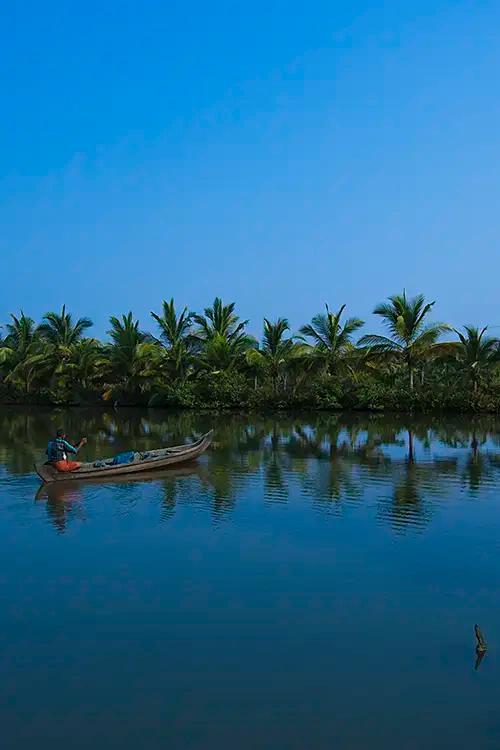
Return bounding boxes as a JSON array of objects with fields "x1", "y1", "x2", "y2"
[{"x1": 34, "y1": 430, "x2": 213, "y2": 484}]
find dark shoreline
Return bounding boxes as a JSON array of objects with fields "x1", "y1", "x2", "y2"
[{"x1": 2, "y1": 401, "x2": 500, "y2": 419}]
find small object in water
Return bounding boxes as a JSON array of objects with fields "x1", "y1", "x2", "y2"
[
  {"x1": 474, "y1": 624, "x2": 487, "y2": 671},
  {"x1": 475, "y1": 649, "x2": 486, "y2": 671},
  {"x1": 474, "y1": 624, "x2": 487, "y2": 653}
]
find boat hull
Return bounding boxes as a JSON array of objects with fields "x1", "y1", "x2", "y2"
[{"x1": 35, "y1": 431, "x2": 213, "y2": 484}]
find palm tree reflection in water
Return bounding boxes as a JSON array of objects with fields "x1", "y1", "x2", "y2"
[{"x1": 15, "y1": 409, "x2": 500, "y2": 534}]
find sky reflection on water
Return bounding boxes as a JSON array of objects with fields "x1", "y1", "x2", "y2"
[{"x1": 1, "y1": 409, "x2": 500, "y2": 749}]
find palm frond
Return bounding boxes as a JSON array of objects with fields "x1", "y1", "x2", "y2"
[{"x1": 358, "y1": 334, "x2": 402, "y2": 352}]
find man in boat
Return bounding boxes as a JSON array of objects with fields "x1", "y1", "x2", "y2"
[{"x1": 46, "y1": 428, "x2": 87, "y2": 473}]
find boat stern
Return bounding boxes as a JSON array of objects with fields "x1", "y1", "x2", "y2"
[{"x1": 34, "y1": 463, "x2": 57, "y2": 484}]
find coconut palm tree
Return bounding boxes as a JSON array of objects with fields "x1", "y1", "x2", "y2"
[
  {"x1": 38, "y1": 305, "x2": 93, "y2": 347},
  {"x1": 0, "y1": 312, "x2": 39, "y2": 369},
  {"x1": 31, "y1": 306, "x2": 94, "y2": 396},
  {"x1": 246, "y1": 318, "x2": 296, "y2": 393},
  {"x1": 299, "y1": 304, "x2": 364, "y2": 376},
  {"x1": 5, "y1": 353, "x2": 51, "y2": 396},
  {"x1": 108, "y1": 312, "x2": 148, "y2": 349},
  {"x1": 454, "y1": 326, "x2": 500, "y2": 393},
  {"x1": 193, "y1": 297, "x2": 250, "y2": 346},
  {"x1": 151, "y1": 298, "x2": 193, "y2": 381},
  {"x1": 198, "y1": 334, "x2": 241, "y2": 372},
  {"x1": 3, "y1": 312, "x2": 39, "y2": 357},
  {"x1": 193, "y1": 297, "x2": 254, "y2": 371},
  {"x1": 0, "y1": 313, "x2": 46, "y2": 394},
  {"x1": 64, "y1": 338, "x2": 106, "y2": 394},
  {"x1": 104, "y1": 313, "x2": 156, "y2": 401},
  {"x1": 359, "y1": 291, "x2": 450, "y2": 390}
]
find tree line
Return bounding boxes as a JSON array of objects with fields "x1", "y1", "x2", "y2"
[{"x1": 0, "y1": 291, "x2": 499, "y2": 411}]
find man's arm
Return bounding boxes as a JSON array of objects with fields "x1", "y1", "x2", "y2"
[
  {"x1": 62, "y1": 438, "x2": 87, "y2": 455},
  {"x1": 62, "y1": 439, "x2": 78, "y2": 455}
]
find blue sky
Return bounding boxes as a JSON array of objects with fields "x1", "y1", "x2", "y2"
[{"x1": 1, "y1": 1, "x2": 499, "y2": 338}]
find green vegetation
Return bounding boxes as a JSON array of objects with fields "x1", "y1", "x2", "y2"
[
  {"x1": 358, "y1": 292, "x2": 450, "y2": 390},
  {"x1": 1, "y1": 292, "x2": 499, "y2": 411}
]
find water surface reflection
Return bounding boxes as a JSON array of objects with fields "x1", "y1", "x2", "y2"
[
  {"x1": 2, "y1": 409, "x2": 500, "y2": 749},
  {"x1": 2, "y1": 408, "x2": 500, "y2": 534}
]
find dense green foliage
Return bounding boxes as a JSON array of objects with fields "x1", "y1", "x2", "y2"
[{"x1": 1, "y1": 293, "x2": 499, "y2": 411}]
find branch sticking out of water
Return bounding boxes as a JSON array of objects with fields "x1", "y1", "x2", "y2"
[
  {"x1": 474, "y1": 625, "x2": 487, "y2": 670},
  {"x1": 474, "y1": 624, "x2": 487, "y2": 653}
]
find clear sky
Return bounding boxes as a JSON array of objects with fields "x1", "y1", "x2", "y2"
[{"x1": 2, "y1": 1, "x2": 499, "y2": 338}]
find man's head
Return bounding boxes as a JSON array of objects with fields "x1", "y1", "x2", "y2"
[{"x1": 56, "y1": 428, "x2": 66, "y2": 439}]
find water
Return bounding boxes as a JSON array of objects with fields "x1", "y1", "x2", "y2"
[{"x1": 1, "y1": 408, "x2": 500, "y2": 749}]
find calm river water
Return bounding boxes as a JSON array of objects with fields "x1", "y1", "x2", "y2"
[{"x1": 1, "y1": 408, "x2": 500, "y2": 749}]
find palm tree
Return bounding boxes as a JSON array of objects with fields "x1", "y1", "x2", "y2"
[
  {"x1": 0, "y1": 312, "x2": 39, "y2": 367},
  {"x1": 151, "y1": 298, "x2": 193, "y2": 381},
  {"x1": 30, "y1": 306, "x2": 94, "y2": 397},
  {"x1": 105, "y1": 313, "x2": 155, "y2": 401},
  {"x1": 108, "y1": 312, "x2": 149, "y2": 349},
  {"x1": 4, "y1": 312, "x2": 38, "y2": 356},
  {"x1": 193, "y1": 297, "x2": 254, "y2": 371},
  {"x1": 198, "y1": 334, "x2": 243, "y2": 372},
  {"x1": 38, "y1": 305, "x2": 93, "y2": 347},
  {"x1": 64, "y1": 338, "x2": 106, "y2": 394},
  {"x1": 0, "y1": 313, "x2": 45, "y2": 395},
  {"x1": 246, "y1": 318, "x2": 295, "y2": 393},
  {"x1": 193, "y1": 297, "x2": 250, "y2": 346},
  {"x1": 454, "y1": 326, "x2": 500, "y2": 393},
  {"x1": 299, "y1": 304, "x2": 364, "y2": 376},
  {"x1": 359, "y1": 291, "x2": 450, "y2": 390}
]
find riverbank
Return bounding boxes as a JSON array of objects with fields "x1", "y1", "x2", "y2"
[{"x1": 1, "y1": 372, "x2": 500, "y2": 414}]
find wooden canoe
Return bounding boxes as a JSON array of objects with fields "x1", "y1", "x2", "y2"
[{"x1": 34, "y1": 430, "x2": 213, "y2": 484}]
